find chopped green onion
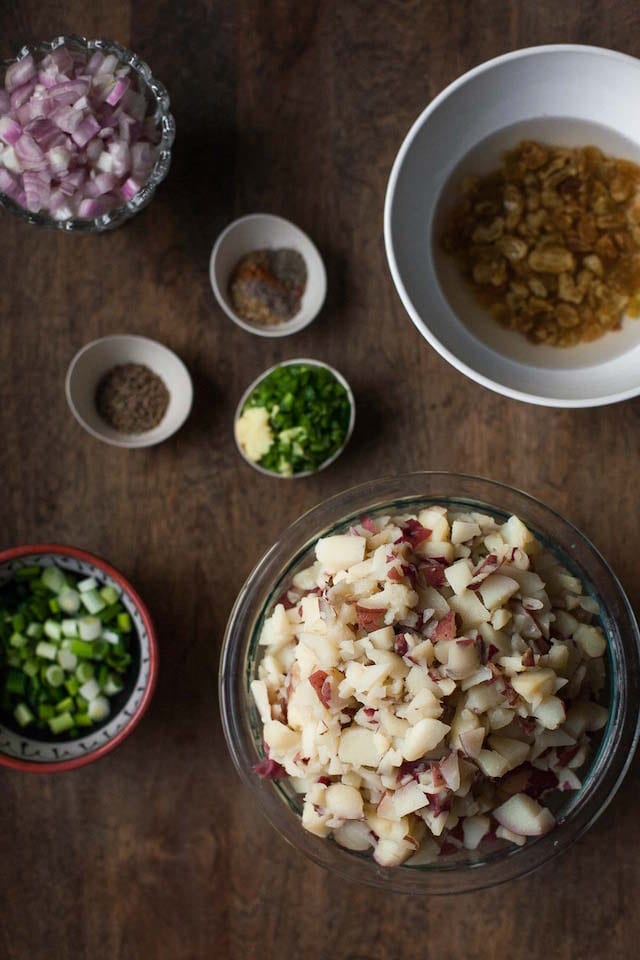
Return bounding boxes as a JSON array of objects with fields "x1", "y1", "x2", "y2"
[
  {"x1": 6, "y1": 670, "x2": 26, "y2": 695},
  {"x1": 78, "y1": 616, "x2": 101, "y2": 641},
  {"x1": 103, "y1": 673, "x2": 124, "y2": 696},
  {"x1": 99, "y1": 585, "x2": 119, "y2": 605},
  {"x1": 35, "y1": 641, "x2": 58, "y2": 661},
  {"x1": 0, "y1": 562, "x2": 134, "y2": 737},
  {"x1": 80, "y1": 590, "x2": 106, "y2": 614},
  {"x1": 48, "y1": 712, "x2": 74, "y2": 735},
  {"x1": 45, "y1": 665, "x2": 64, "y2": 687},
  {"x1": 61, "y1": 619, "x2": 78, "y2": 638},
  {"x1": 44, "y1": 619, "x2": 62, "y2": 641},
  {"x1": 79, "y1": 678, "x2": 100, "y2": 701},
  {"x1": 41, "y1": 566, "x2": 66, "y2": 594},
  {"x1": 75, "y1": 661, "x2": 94, "y2": 683},
  {"x1": 58, "y1": 589, "x2": 81, "y2": 614},
  {"x1": 15, "y1": 565, "x2": 41, "y2": 580},
  {"x1": 14, "y1": 702, "x2": 35, "y2": 727},
  {"x1": 57, "y1": 649, "x2": 77, "y2": 671},
  {"x1": 88, "y1": 696, "x2": 110, "y2": 721},
  {"x1": 23, "y1": 658, "x2": 39, "y2": 678},
  {"x1": 69, "y1": 640, "x2": 97, "y2": 659},
  {"x1": 77, "y1": 577, "x2": 98, "y2": 593}
]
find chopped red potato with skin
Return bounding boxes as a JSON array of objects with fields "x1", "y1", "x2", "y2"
[{"x1": 251, "y1": 507, "x2": 609, "y2": 867}]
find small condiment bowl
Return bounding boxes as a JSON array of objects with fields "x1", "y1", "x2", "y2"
[
  {"x1": 65, "y1": 334, "x2": 193, "y2": 448},
  {"x1": 234, "y1": 358, "x2": 356, "y2": 478},
  {"x1": 210, "y1": 213, "x2": 327, "y2": 337},
  {"x1": 0, "y1": 543, "x2": 158, "y2": 773}
]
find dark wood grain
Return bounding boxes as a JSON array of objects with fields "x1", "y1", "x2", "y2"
[{"x1": 1, "y1": 1, "x2": 639, "y2": 957}]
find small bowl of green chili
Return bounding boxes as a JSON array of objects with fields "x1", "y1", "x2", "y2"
[{"x1": 234, "y1": 359, "x2": 355, "y2": 478}]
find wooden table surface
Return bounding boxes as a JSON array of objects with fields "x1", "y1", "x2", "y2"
[{"x1": 1, "y1": 2, "x2": 639, "y2": 958}]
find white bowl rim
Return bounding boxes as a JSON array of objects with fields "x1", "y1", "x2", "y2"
[
  {"x1": 384, "y1": 43, "x2": 640, "y2": 408},
  {"x1": 233, "y1": 357, "x2": 356, "y2": 478},
  {"x1": 65, "y1": 333, "x2": 193, "y2": 448},
  {"x1": 209, "y1": 212, "x2": 327, "y2": 339}
]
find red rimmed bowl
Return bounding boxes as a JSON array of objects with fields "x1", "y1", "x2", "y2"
[{"x1": 0, "y1": 544, "x2": 157, "y2": 772}]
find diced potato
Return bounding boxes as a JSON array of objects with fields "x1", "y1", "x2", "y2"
[
  {"x1": 478, "y1": 574, "x2": 520, "y2": 611},
  {"x1": 449, "y1": 590, "x2": 491, "y2": 628},
  {"x1": 338, "y1": 727, "x2": 388, "y2": 766},
  {"x1": 402, "y1": 718, "x2": 450, "y2": 761},
  {"x1": 324, "y1": 783, "x2": 364, "y2": 820},
  {"x1": 444, "y1": 558, "x2": 474, "y2": 595},
  {"x1": 316, "y1": 535, "x2": 366, "y2": 573},
  {"x1": 488, "y1": 735, "x2": 530, "y2": 770},
  {"x1": 574, "y1": 623, "x2": 607, "y2": 658},
  {"x1": 476, "y1": 749, "x2": 509, "y2": 778},
  {"x1": 451, "y1": 520, "x2": 482, "y2": 544}
]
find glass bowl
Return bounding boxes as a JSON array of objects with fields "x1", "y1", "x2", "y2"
[
  {"x1": 219, "y1": 473, "x2": 640, "y2": 894},
  {"x1": 0, "y1": 35, "x2": 175, "y2": 231}
]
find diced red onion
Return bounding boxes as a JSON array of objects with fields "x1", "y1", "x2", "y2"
[
  {"x1": 25, "y1": 117, "x2": 61, "y2": 150},
  {"x1": 10, "y1": 80, "x2": 36, "y2": 110},
  {"x1": 50, "y1": 104, "x2": 83, "y2": 134},
  {"x1": 72, "y1": 114, "x2": 100, "y2": 147},
  {"x1": 45, "y1": 79, "x2": 90, "y2": 106},
  {"x1": 78, "y1": 195, "x2": 113, "y2": 217},
  {"x1": 0, "y1": 167, "x2": 17, "y2": 196},
  {"x1": 106, "y1": 77, "x2": 130, "y2": 106},
  {"x1": 85, "y1": 138, "x2": 103, "y2": 163},
  {"x1": 121, "y1": 176, "x2": 141, "y2": 201},
  {"x1": 48, "y1": 145, "x2": 71, "y2": 174},
  {"x1": 45, "y1": 48, "x2": 75, "y2": 76},
  {"x1": 1, "y1": 44, "x2": 160, "y2": 216},
  {"x1": 85, "y1": 51, "x2": 104, "y2": 76},
  {"x1": 96, "y1": 54, "x2": 119, "y2": 76},
  {"x1": 59, "y1": 168, "x2": 86, "y2": 195},
  {"x1": 23, "y1": 170, "x2": 51, "y2": 211},
  {"x1": 5, "y1": 55, "x2": 36, "y2": 92},
  {"x1": 0, "y1": 115, "x2": 22, "y2": 145},
  {"x1": 15, "y1": 132, "x2": 43, "y2": 162}
]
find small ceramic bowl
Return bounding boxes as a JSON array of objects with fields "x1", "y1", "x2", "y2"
[
  {"x1": 385, "y1": 44, "x2": 640, "y2": 407},
  {"x1": 66, "y1": 334, "x2": 193, "y2": 448},
  {"x1": 234, "y1": 358, "x2": 356, "y2": 478},
  {"x1": 0, "y1": 544, "x2": 158, "y2": 772},
  {"x1": 210, "y1": 213, "x2": 327, "y2": 337},
  {"x1": 0, "y1": 35, "x2": 175, "y2": 232}
]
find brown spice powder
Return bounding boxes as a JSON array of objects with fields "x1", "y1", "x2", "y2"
[
  {"x1": 95, "y1": 363, "x2": 170, "y2": 433},
  {"x1": 229, "y1": 248, "x2": 307, "y2": 326}
]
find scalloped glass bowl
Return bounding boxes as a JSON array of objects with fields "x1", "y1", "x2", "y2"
[
  {"x1": 0, "y1": 35, "x2": 175, "y2": 231},
  {"x1": 220, "y1": 473, "x2": 640, "y2": 894}
]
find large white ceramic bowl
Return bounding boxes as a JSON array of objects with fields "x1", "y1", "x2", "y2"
[{"x1": 385, "y1": 45, "x2": 640, "y2": 407}]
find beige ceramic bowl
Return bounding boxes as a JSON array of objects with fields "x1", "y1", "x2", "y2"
[{"x1": 65, "y1": 335, "x2": 193, "y2": 448}]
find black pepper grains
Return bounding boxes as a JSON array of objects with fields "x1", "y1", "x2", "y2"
[{"x1": 95, "y1": 364, "x2": 170, "y2": 433}]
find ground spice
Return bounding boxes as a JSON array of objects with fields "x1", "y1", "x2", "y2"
[
  {"x1": 229, "y1": 248, "x2": 307, "y2": 326},
  {"x1": 95, "y1": 363, "x2": 170, "y2": 433}
]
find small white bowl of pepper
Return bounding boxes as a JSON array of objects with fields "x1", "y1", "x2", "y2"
[
  {"x1": 209, "y1": 213, "x2": 327, "y2": 337},
  {"x1": 65, "y1": 334, "x2": 193, "y2": 448}
]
